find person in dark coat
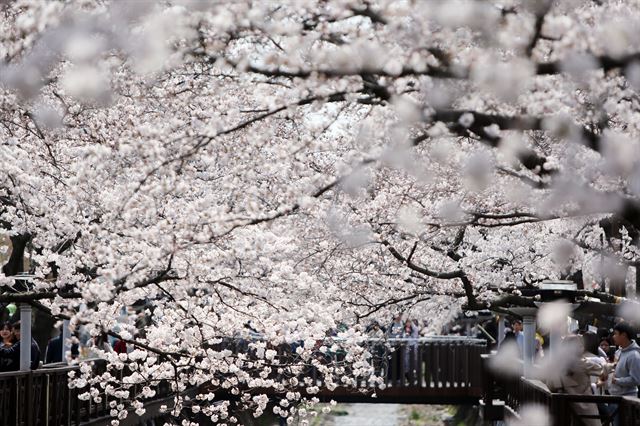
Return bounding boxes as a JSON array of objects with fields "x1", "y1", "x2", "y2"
[
  {"x1": 4, "y1": 321, "x2": 41, "y2": 369},
  {"x1": 45, "y1": 327, "x2": 79, "y2": 364},
  {"x1": 0, "y1": 322, "x2": 18, "y2": 371}
]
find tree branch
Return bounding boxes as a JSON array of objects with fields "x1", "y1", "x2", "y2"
[
  {"x1": 380, "y1": 239, "x2": 477, "y2": 306},
  {"x1": 0, "y1": 291, "x2": 82, "y2": 302}
]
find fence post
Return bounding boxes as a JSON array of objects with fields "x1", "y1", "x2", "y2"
[
  {"x1": 416, "y1": 344, "x2": 423, "y2": 388},
  {"x1": 399, "y1": 343, "x2": 406, "y2": 387},
  {"x1": 482, "y1": 355, "x2": 494, "y2": 403},
  {"x1": 26, "y1": 372, "x2": 34, "y2": 426},
  {"x1": 45, "y1": 374, "x2": 50, "y2": 426},
  {"x1": 549, "y1": 394, "x2": 569, "y2": 426},
  {"x1": 480, "y1": 353, "x2": 504, "y2": 421}
]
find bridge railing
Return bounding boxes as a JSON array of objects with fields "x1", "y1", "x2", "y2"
[
  {"x1": 480, "y1": 353, "x2": 640, "y2": 425},
  {"x1": 0, "y1": 359, "x2": 174, "y2": 426},
  {"x1": 373, "y1": 337, "x2": 487, "y2": 391},
  {"x1": 1, "y1": 336, "x2": 489, "y2": 425},
  {"x1": 209, "y1": 336, "x2": 488, "y2": 403},
  {"x1": 0, "y1": 364, "x2": 79, "y2": 426}
]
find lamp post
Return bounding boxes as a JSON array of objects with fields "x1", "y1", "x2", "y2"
[
  {"x1": 534, "y1": 280, "x2": 579, "y2": 356},
  {"x1": 10, "y1": 273, "x2": 36, "y2": 371},
  {"x1": 19, "y1": 304, "x2": 32, "y2": 370},
  {"x1": 505, "y1": 280, "x2": 580, "y2": 378}
]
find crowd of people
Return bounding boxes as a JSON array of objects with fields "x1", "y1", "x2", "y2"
[
  {"x1": 2, "y1": 306, "x2": 639, "y2": 426},
  {"x1": 498, "y1": 318, "x2": 640, "y2": 426},
  {"x1": 366, "y1": 314, "x2": 424, "y2": 340},
  {"x1": 363, "y1": 315, "x2": 425, "y2": 380},
  {"x1": 0, "y1": 320, "x2": 130, "y2": 372},
  {"x1": 365, "y1": 313, "x2": 640, "y2": 425}
]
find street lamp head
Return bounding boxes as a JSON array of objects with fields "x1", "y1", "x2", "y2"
[{"x1": 538, "y1": 280, "x2": 578, "y2": 303}]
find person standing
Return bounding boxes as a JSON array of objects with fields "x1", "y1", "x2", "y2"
[
  {"x1": 603, "y1": 323, "x2": 640, "y2": 426},
  {"x1": 367, "y1": 322, "x2": 385, "y2": 376},
  {"x1": 512, "y1": 319, "x2": 524, "y2": 356},
  {"x1": 0, "y1": 322, "x2": 18, "y2": 371},
  {"x1": 45, "y1": 326, "x2": 79, "y2": 364},
  {"x1": 599, "y1": 338, "x2": 613, "y2": 361},
  {"x1": 582, "y1": 332, "x2": 607, "y2": 395},
  {"x1": 607, "y1": 323, "x2": 640, "y2": 395},
  {"x1": 113, "y1": 338, "x2": 127, "y2": 354},
  {"x1": 388, "y1": 314, "x2": 403, "y2": 338},
  {"x1": 0, "y1": 321, "x2": 40, "y2": 370},
  {"x1": 402, "y1": 319, "x2": 419, "y2": 381},
  {"x1": 546, "y1": 335, "x2": 603, "y2": 426},
  {"x1": 13, "y1": 321, "x2": 41, "y2": 369}
]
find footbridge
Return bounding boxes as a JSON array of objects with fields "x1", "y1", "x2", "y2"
[
  {"x1": 1, "y1": 337, "x2": 488, "y2": 425},
  {"x1": 6, "y1": 337, "x2": 639, "y2": 426},
  {"x1": 225, "y1": 336, "x2": 489, "y2": 405}
]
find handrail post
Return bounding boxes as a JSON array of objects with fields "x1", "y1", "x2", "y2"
[
  {"x1": 26, "y1": 371, "x2": 34, "y2": 426},
  {"x1": 550, "y1": 394, "x2": 569, "y2": 426},
  {"x1": 480, "y1": 353, "x2": 504, "y2": 421},
  {"x1": 481, "y1": 354, "x2": 494, "y2": 405},
  {"x1": 45, "y1": 374, "x2": 50, "y2": 426}
]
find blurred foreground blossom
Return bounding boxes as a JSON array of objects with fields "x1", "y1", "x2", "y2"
[
  {"x1": 617, "y1": 300, "x2": 640, "y2": 323},
  {"x1": 507, "y1": 404, "x2": 551, "y2": 426},
  {"x1": 537, "y1": 300, "x2": 572, "y2": 334},
  {"x1": 489, "y1": 341, "x2": 522, "y2": 378}
]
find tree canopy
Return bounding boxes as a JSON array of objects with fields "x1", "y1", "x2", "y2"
[{"x1": 2, "y1": 0, "x2": 640, "y2": 423}]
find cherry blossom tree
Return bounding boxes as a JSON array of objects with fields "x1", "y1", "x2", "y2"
[{"x1": 2, "y1": 0, "x2": 640, "y2": 423}]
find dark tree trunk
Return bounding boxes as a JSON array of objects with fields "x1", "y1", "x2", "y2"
[{"x1": 1, "y1": 233, "x2": 30, "y2": 278}]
